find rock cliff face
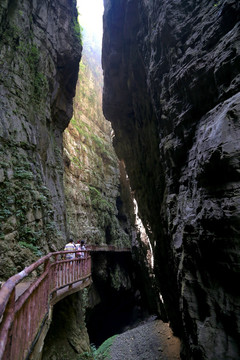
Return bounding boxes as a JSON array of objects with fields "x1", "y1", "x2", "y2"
[
  {"x1": 0, "y1": 0, "x2": 81, "y2": 278},
  {"x1": 42, "y1": 292, "x2": 91, "y2": 360},
  {"x1": 63, "y1": 45, "x2": 134, "y2": 247},
  {"x1": 102, "y1": 0, "x2": 240, "y2": 359},
  {"x1": 63, "y1": 29, "x2": 156, "y2": 346}
]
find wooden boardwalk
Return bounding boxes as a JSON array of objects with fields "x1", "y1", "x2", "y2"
[
  {"x1": 0, "y1": 245, "x2": 131, "y2": 360},
  {"x1": 0, "y1": 250, "x2": 91, "y2": 360}
]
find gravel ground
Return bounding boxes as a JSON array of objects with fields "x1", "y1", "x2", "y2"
[{"x1": 108, "y1": 317, "x2": 181, "y2": 360}]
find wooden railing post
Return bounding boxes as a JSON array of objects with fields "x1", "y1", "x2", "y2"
[
  {"x1": 0, "y1": 288, "x2": 15, "y2": 360},
  {"x1": 51, "y1": 255, "x2": 58, "y2": 300},
  {"x1": 44, "y1": 258, "x2": 51, "y2": 302},
  {"x1": 44, "y1": 258, "x2": 50, "y2": 272}
]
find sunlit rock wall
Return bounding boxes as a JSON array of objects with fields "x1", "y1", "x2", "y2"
[
  {"x1": 102, "y1": 0, "x2": 240, "y2": 358},
  {"x1": 63, "y1": 38, "x2": 135, "y2": 247},
  {"x1": 0, "y1": 0, "x2": 81, "y2": 279}
]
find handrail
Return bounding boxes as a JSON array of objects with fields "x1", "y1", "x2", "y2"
[
  {"x1": 0, "y1": 245, "x2": 131, "y2": 360},
  {"x1": 0, "y1": 250, "x2": 91, "y2": 360},
  {"x1": 0, "y1": 254, "x2": 52, "y2": 319}
]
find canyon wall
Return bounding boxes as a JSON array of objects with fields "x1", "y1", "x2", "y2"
[
  {"x1": 63, "y1": 43, "x2": 134, "y2": 247},
  {"x1": 62, "y1": 27, "x2": 158, "y2": 349},
  {"x1": 1, "y1": 1, "x2": 155, "y2": 358},
  {"x1": 102, "y1": 0, "x2": 240, "y2": 359},
  {"x1": 0, "y1": 0, "x2": 81, "y2": 279},
  {"x1": 42, "y1": 292, "x2": 91, "y2": 360}
]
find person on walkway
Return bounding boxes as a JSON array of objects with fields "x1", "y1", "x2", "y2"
[
  {"x1": 79, "y1": 240, "x2": 86, "y2": 258},
  {"x1": 77, "y1": 240, "x2": 87, "y2": 275},
  {"x1": 76, "y1": 240, "x2": 81, "y2": 258},
  {"x1": 64, "y1": 239, "x2": 76, "y2": 259}
]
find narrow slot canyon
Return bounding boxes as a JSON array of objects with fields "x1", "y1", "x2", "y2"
[{"x1": 0, "y1": 0, "x2": 240, "y2": 360}]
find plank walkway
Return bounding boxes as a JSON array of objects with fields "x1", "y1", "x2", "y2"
[{"x1": 0, "y1": 245, "x2": 131, "y2": 360}]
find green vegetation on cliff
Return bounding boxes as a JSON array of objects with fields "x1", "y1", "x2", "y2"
[
  {"x1": 0, "y1": 0, "x2": 81, "y2": 279},
  {"x1": 63, "y1": 22, "x2": 133, "y2": 248}
]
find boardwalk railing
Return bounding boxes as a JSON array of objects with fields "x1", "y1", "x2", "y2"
[{"x1": 0, "y1": 250, "x2": 91, "y2": 360}]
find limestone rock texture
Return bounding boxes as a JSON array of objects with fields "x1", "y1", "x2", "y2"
[
  {"x1": 0, "y1": 0, "x2": 81, "y2": 279},
  {"x1": 63, "y1": 32, "x2": 134, "y2": 248},
  {"x1": 102, "y1": 0, "x2": 240, "y2": 359},
  {"x1": 63, "y1": 33, "x2": 154, "y2": 345},
  {"x1": 42, "y1": 292, "x2": 91, "y2": 360}
]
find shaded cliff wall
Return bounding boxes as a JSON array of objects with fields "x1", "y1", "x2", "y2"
[
  {"x1": 0, "y1": 0, "x2": 81, "y2": 279},
  {"x1": 42, "y1": 292, "x2": 91, "y2": 360},
  {"x1": 86, "y1": 251, "x2": 140, "y2": 346},
  {"x1": 102, "y1": 0, "x2": 240, "y2": 359}
]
